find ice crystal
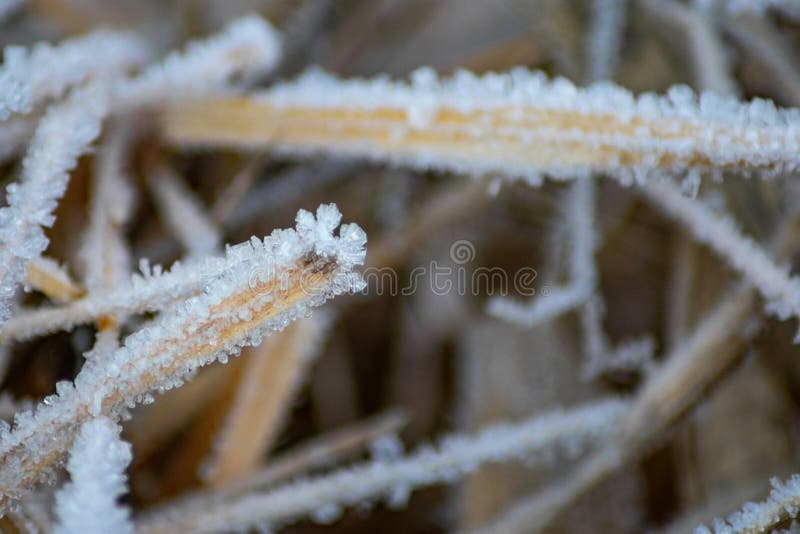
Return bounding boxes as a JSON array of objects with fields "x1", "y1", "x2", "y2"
[
  {"x1": 696, "y1": 474, "x2": 800, "y2": 533},
  {"x1": 117, "y1": 15, "x2": 281, "y2": 108}
]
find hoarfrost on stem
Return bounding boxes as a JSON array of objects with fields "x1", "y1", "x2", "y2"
[
  {"x1": 0, "y1": 84, "x2": 111, "y2": 324},
  {"x1": 117, "y1": 15, "x2": 282, "y2": 108},
  {"x1": 136, "y1": 399, "x2": 627, "y2": 533},
  {"x1": 167, "y1": 66, "x2": 800, "y2": 184},
  {"x1": 0, "y1": 204, "x2": 366, "y2": 508},
  {"x1": 0, "y1": 29, "x2": 149, "y2": 120},
  {"x1": 695, "y1": 474, "x2": 800, "y2": 533},
  {"x1": 0, "y1": 14, "x2": 282, "y2": 327},
  {"x1": 53, "y1": 417, "x2": 133, "y2": 534},
  {"x1": 643, "y1": 179, "x2": 800, "y2": 335}
]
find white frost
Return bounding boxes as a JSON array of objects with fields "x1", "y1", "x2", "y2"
[
  {"x1": 0, "y1": 14, "x2": 282, "y2": 327},
  {"x1": 53, "y1": 417, "x2": 133, "y2": 534},
  {"x1": 0, "y1": 30, "x2": 148, "y2": 120},
  {"x1": 643, "y1": 179, "x2": 800, "y2": 334},
  {"x1": 254, "y1": 67, "x2": 800, "y2": 182},
  {"x1": 137, "y1": 399, "x2": 628, "y2": 533},
  {"x1": 0, "y1": 205, "x2": 366, "y2": 506},
  {"x1": 696, "y1": 474, "x2": 800, "y2": 533},
  {"x1": 118, "y1": 15, "x2": 281, "y2": 108}
]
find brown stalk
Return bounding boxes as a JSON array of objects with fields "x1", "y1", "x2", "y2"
[
  {"x1": 24, "y1": 258, "x2": 84, "y2": 303},
  {"x1": 210, "y1": 156, "x2": 268, "y2": 223},
  {"x1": 218, "y1": 409, "x2": 408, "y2": 496},
  {"x1": 202, "y1": 317, "x2": 324, "y2": 487},
  {"x1": 125, "y1": 362, "x2": 236, "y2": 462},
  {"x1": 149, "y1": 317, "x2": 326, "y2": 499},
  {"x1": 474, "y1": 285, "x2": 758, "y2": 534}
]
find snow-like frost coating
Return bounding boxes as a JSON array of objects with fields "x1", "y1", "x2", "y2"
[
  {"x1": 695, "y1": 474, "x2": 800, "y2": 533},
  {"x1": 53, "y1": 417, "x2": 133, "y2": 534},
  {"x1": 252, "y1": 67, "x2": 800, "y2": 182},
  {"x1": 118, "y1": 15, "x2": 281, "y2": 108},
  {"x1": 0, "y1": 205, "x2": 365, "y2": 507},
  {"x1": 0, "y1": 84, "x2": 110, "y2": 324},
  {"x1": 137, "y1": 399, "x2": 628, "y2": 533},
  {"x1": 0, "y1": 14, "x2": 282, "y2": 327},
  {"x1": 0, "y1": 30, "x2": 149, "y2": 120}
]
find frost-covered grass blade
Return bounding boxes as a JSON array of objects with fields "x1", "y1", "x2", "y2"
[
  {"x1": 0, "y1": 205, "x2": 366, "y2": 509},
  {"x1": 163, "y1": 68, "x2": 800, "y2": 184}
]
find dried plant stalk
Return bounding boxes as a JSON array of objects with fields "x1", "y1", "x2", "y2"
[
  {"x1": 488, "y1": 179, "x2": 597, "y2": 326},
  {"x1": 114, "y1": 15, "x2": 281, "y2": 110},
  {"x1": 4, "y1": 4, "x2": 800, "y2": 532},
  {"x1": 0, "y1": 205, "x2": 366, "y2": 509},
  {"x1": 202, "y1": 316, "x2": 327, "y2": 487},
  {"x1": 80, "y1": 125, "x2": 135, "y2": 296},
  {"x1": 126, "y1": 363, "x2": 235, "y2": 461},
  {"x1": 210, "y1": 156, "x2": 267, "y2": 223},
  {"x1": 0, "y1": 29, "x2": 149, "y2": 120},
  {"x1": 472, "y1": 287, "x2": 757, "y2": 533},
  {"x1": 0, "y1": 84, "x2": 110, "y2": 325},
  {"x1": 618, "y1": 284, "x2": 758, "y2": 448},
  {"x1": 79, "y1": 124, "x2": 136, "y2": 357},
  {"x1": 53, "y1": 417, "x2": 133, "y2": 534},
  {"x1": 469, "y1": 446, "x2": 625, "y2": 534},
  {"x1": 695, "y1": 474, "x2": 800, "y2": 533},
  {"x1": 162, "y1": 69, "x2": 800, "y2": 184},
  {"x1": 218, "y1": 409, "x2": 408, "y2": 496},
  {"x1": 0, "y1": 15, "x2": 281, "y2": 329},
  {"x1": 24, "y1": 257, "x2": 83, "y2": 303},
  {"x1": 1, "y1": 247, "x2": 257, "y2": 341}
]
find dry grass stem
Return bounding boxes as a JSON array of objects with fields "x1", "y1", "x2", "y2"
[
  {"x1": 202, "y1": 316, "x2": 327, "y2": 487},
  {"x1": 162, "y1": 69, "x2": 800, "y2": 184},
  {"x1": 24, "y1": 257, "x2": 83, "y2": 303},
  {"x1": 136, "y1": 400, "x2": 628, "y2": 534},
  {"x1": 147, "y1": 410, "x2": 409, "y2": 522},
  {"x1": 0, "y1": 206, "x2": 366, "y2": 508}
]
